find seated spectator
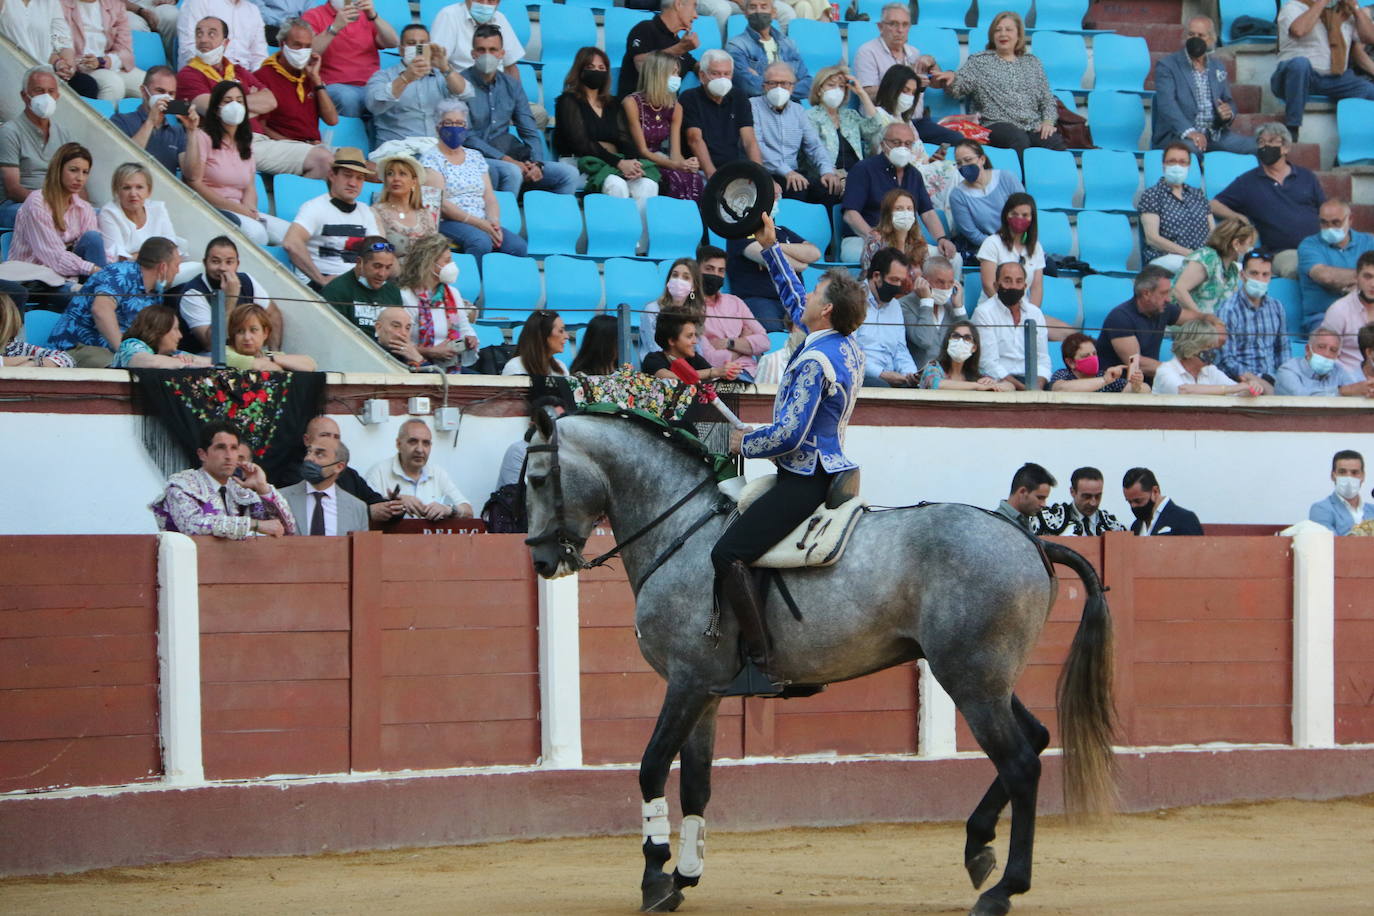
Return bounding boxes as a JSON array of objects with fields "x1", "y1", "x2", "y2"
[
  {"x1": 642, "y1": 311, "x2": 743, "y2": 391},
  {"x1": 973, "y1": 261, "x2": 1050, "y2": 389},
  {"x1": 854, "y1": 3, "x2": 960, "y2": 145},
  {"x1": 755, "y1": 313, "x2": 801, "y2": 385},
  {"x1": 949, "y1": 139, "x2": 1025, "y2": 253},
  {"x1": 618, "y1": 0, "x2": 699, "y2": 99},
  {"x1": 274, "y1": 414, "x2": 404, "y2": 522},
  {"x1": 1360, "y1": 323, "x2": 1374, "y2": 384},
  {"x1": 0, "y1": 68, "x2": 73, "y2": 228},
  {"x1": 151, "y1": 419, "x2": 296, "y2": 537},
  {"x1": 1272, "y1": 0, "x2": 1374, "y2": 140},
  {"x1": 695, "y1": 244, "x2": 768, "y2": 381},
  {"x1": 1321, "y1": 250, "x2": 1374, "y2": 372},
  {"x1": 112, "y1": 67, "x2": 194, "y2": 177},
  {"x1": 934, "y1": 11, "x2": 1064, "y2": 151},
  {"x1": 364, "y1": 417, "x2": 474, "y2": 519},
  {"x1": 726, "y1": 219, "x2": 819, "y2": 330},
  {"x1": 300, "y1": 0, "x2": 398, "y2": 118},
  {"x1": 321, "y1": 236, "x2": 401, "y2": 333},
  {"x1": 569, "y1": 314, "x2": 620, "y2": 375},
  {"x1": 8, "y1": 142, "x2": 106, "y2": 284},
  {"x1": 977, "y1": 192, "x2": 1045, "y2": 308},
  {"x1": 184, "y1": 81, "x2": 292, "y2": 246},
  {"x1": 503, "y1": 309, "x2": 570, "y2": 376},
  {"x1": 900, "y1": 254, "x2": 966, "y2": 369},
  {"x1": 1298, "y1": 199, "x2": 1374, "y2": 332},
  {"x1": 917, "y1": 319, "x2": 1011, "y2": 391},
  {"x1": 48, "y1": 236, "x2": 180, "y2": 366},
  {"x1": 432, "y1": 0, "x2": 524, "y2": 80},
  {"x1": 370, "y1": 151, "x2": 440, "y2": 262},
  {"x1": 638, "y1": 257, "x2": 705, "y2": 364},
  {"x1": 870, "y1": 64, "x2": 923, "y2": 140},
  {"x1": 1033, "y1": 466, "x2": 1128, "y2": 536},
  {"x1": 861, "y1": 189, "x2": 928, "y2": 287},
  {"x1": 1151, "y1": 17, "x2": 1256, "y2": 155},
  {"x1": 176, "y1": 0, "x2": 267, "y2": 70},
  {"x1": 180, "y1": 236, "x2": 279, "y2": 351},
  {"x1": 995, "y1": 462, "x2": 1056, "y2": 531},
  {"x1": 1154, "y1": 319, "x2": 1266, "y2": 396},
  {"x1": 462, "y1": 24, "x2": 577, "y2": 195},
  {"x1": 842, "y1": 122, "x2": 953, "y2": 264},
  {"x1": 373, "y1": 305, "x2": 427, "y2": 369},
  {"x1": 625, "y1": 50, "x2": 705, "y2": 202},
  {"x1": 365, "y1": 23, "x2": 469, "y2": 145},
  {"x1": 1172, "y1": 218, "x2": 1255, "y2": 316},
  {"x1": 1275, "y1": 326, "x2": 1369, "y2": 396},
  {"x1": 0, "y1": 293, "x2": 73, "y2": 367},
  {"x1": 554, "y1": 46, "x2": 659, "y2": 206},
  {"x1": 1051, "y1": 333, "x2": 1151, "y2": 393},
  {"x1": 226, "y1": 302, "x2": 317, "y2": 371},
  {"x1": 1211, "y1": 123, "x2": 1323, "y2": 278},
  {"x1": 727, "y1": 0, "x2": 810, "y2": 100},
  {"x1": 109, "y1": 305, "x2": 211, "y2": 368},
  {"x1": 680, "y1": 50, "x2": 763, "y2": 179},
  {"x1": 59, "y1": 0, "x2": 144, "y2": 102},
  {"x1": 396, "y1": 232, "x2": 479, "y2": 372},
  {"x1": 1138, "y1": 142, "x2": 1213, "y2": 274},
  {"x1": 283, "y1": 437, "x2": 369, "y2": 535},
  {"x1": 0, "y1": 0, "x2": 101, "y2": 99},
  {"x1": 98, "y1": 162, "x2": 185, "y2": 265},
  {"x1": 809, "y1": 65, "x2": 882, "y2": 186},
  {"x1": 751, "y1": 61, "x2": 841, "y2": 206},
  {"x1": 1123, "y1": 466, "x2": 1202, "y2": 536},
  {"x1": 1310, "y1": 448, "x2": 1374, "y2": 534},
  {"x1": 283, "y1": 148, "x2": 381, "y2": 287},
  {"x1": 125, "y1": 0, "x2": 178, "y2": 58},
  {"x1": 869, "y1": 66, "x2": 961, "y2": 207},
  {"x1": 1097, "y1": 265, "x2": 1219, "y2": 377},
  {"x1": 855, "y1": 247, "x2": 919, "y2": 387},
  {"x1": 421, "y1": 99, "x2": 528, "y2": 259},
  {"x1": 253, "y1": 19, "x2": 339, "y2": 145},
  {"x1": 1215, "y1": 251, "x2": 1288, "y2": 382}
]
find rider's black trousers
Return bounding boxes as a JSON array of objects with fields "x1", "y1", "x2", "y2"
[{"x1": 711, "y1": 467, "x2": 833, "y2": 573}]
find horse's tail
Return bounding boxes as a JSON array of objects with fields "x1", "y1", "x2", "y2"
[{"x1": 1043, "y1": 540, "x2": 1118, "y2": 821}]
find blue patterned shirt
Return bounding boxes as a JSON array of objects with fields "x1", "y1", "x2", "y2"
[
  {"x1": 49, "y1": 261, "x2": 160, "y2": 350},
  {"x1": 1214, "y1": 286, "x2": 1289, "y2": 380},
  {"x1": 749, "y1": 96, "x2": 834, "y2": 178}
]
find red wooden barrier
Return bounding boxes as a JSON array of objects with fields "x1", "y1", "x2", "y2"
[{"x1": 1334, "y1": 539, "x2": 1374, "y2": 744}]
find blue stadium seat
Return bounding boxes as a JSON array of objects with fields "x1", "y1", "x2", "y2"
[
  {"x1": 518, "y1": 63, "x2": 541, "y2": 108},
  {"x1": 606, "y1": 8, "x2": 654, "y2": 62},
  {"x1": 478, "y1": 252, "x2": 542, "y2": 323},
  {"x1": 1220, "y1": 0, "x2": 1278, "y2": 44},
  {"x1": 583, "y1": 194, "x2": 642, "y2": 258},
  {"x1": 507, "y1": 4, "x2": 533, "y2": 49},
  {"x1": 271, "y1": 174, "x2": 319, "y2": 222},
  {"x1": 1142, "y1": 148, "x2": 1202, "y2": 188},
  {"x1": 916, "y1": 0, "x2": 971, "y2": 30},
  {"x1": 983, "y1": 145, "x2": 1022, "y2": 182},
  {"x1": 1038, "y1": 210, "x2": 1074, "y2": 258},
  {"x1": 523, "y1": 190, "x2": 583, "y2": 256},
  {"x1": 766, "y1": 329, "x2": 789, "y2": 353},
  {"x1": 1080, "y1": 149, "x2": 1140, "y2": 211},
  {"x1": 86, "y1": 98, "x2": 116, "y2": 118},
  {"x1": 492, "y1": 189, "x2": 523, "y2": 237},
  {"x1": 603, "y1": 257, "x2": 662, "y2": 311},
  {"x1": 1054, "y1": 89, "x2": 1079, "y2": 112},
  {"x1": 1029, "y1": 0, "x2": 1090, "y2": 31},
  {"x1": 537, "y1": 4, "x2": 597, "y2": 63},
  {"x1": 1090, "y1": 34, "x2": 1151, "y2": 93},
  {"x1": 1031, "y1": 31, "x2": 1087, "y2": 91},
  {"x1": 23, "y1": 309, "x2": 59, "y2": 348},
  {"x1": 419, "y1": 0, "x2": 446, "y2": 23},
  {"x1": 846, "y1": 21, "x2": 878, "y2": 66},
  {"x1": 1086, "y1": 90, "x2": 1146, "y2": 150},
  {"x1": 1023, "y1": 148, "x2": 1080, "y2": 210},
  {"x1": 132, "y1": 31, "x2": 165, "y2": 70},
  {"x1": 976, "y1": 0, "x2": 1030, "y2": 29},
  {"x1": 1202, "y1": 150, "x2": 1253, "y2": 197},
  {"x1": 265, "y1": 245, "x2": 293, "y2": 269},
  {"x1": 540, "y1": 55, "x2": 576, "y2": 103},
  {"x1": 372, "y1": 0, "x2": 411, "y2": 26},
  {"x1": 475, "y1": 323, "x2": 507, "y2": 349},
  {"x1": 856, "y1": 0, "x2": 889, "y2": 20},
  {"x1": 645, "y1": 197, "x2": 703, "y2": 260},
  {"x1": 1336, "y1": 98, "x2": 1374, "y2": 165},
  {"x1": 777, "y1": 199, "x2": 832, "y2": 260},
  {"x1": 1269, "y1": 277, "x2": 1303, "y2": 336},
  {"x1": 789, "y1": 19, "x2": 845, "y2": 75},
  {"x1": 324, "y1": 116, "x2": 370, "y2": 151},
  {"x1": 1076, "y1": 211, "x2": 1135, "y2": 273},
  {"x1": 922, "y1": 88, "x2": 962, "y2": 119},
  {"x1": 726, "y1": 14, "x2": 747, "y2": 40},
  {"x1": 1040, "y1": 275, "x2": 1081, "y2": 330},
  {"x1": 452, "y1": 252, "x2": 481, "y2": 304},
  {"x1": 1080, "y1": 275, "x2": 1134, "y2": 332},
  {"x1": 562, "y1": 0, "x2": 607, "y2": 9},
  {"x1": 909, "y1": 26, "x2": 961, "y2": 72},
  {"x1": 545, "y1": 255, "x2": 603, "y2": 322},
  {"x1": 691, "y1": 21, "x2": 723, "y2": 53},
  {"x1": 0, "y1": 232, "x2": 10, "y2": 260}
]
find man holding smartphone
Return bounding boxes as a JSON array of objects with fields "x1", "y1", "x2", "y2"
[{"x1": 112, "y1": 67, "x2": 199, "y2": 177}]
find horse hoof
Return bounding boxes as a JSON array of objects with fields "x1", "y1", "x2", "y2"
[
  {"x1": 642, "y1": 873, "x2": 684, "y2": 913},
  {"x1": 968, "y1": 893, "x2": 1011, "y2": 916},
  {"x1": 642, "y1": 888, "x2": 684, "y2": 913},
  {"x1": 965, "y1": 847, "x2": 997, "y2": 889},
  {"x1": 672, "y1": 868, "x2": 700, "y2": 889}
]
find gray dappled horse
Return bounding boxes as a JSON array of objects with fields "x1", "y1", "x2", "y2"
[{"x1": 524, "y1": 410, "x2": 1116, "y2": 916}]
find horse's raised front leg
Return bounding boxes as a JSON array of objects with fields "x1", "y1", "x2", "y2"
[
  {"x1": 639, "y1": 682, "x2": 714, "y2": 913},
  {"x1": 964, "y1": 696, "x2": 1050, "y2": 891},
  {"x1": 673, "y1": 697, "x2": 720, "y2": 894}
]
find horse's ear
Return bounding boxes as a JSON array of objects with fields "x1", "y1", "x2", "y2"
[{"x1": 532, "y1": 405, "x2": 556, "y2": 439}]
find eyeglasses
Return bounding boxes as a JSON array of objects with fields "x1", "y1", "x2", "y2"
[
  {"x1": 762, "y1": 79, "x2": 795, "y2": 89},
  {"x1": 880, "y1": 19, "x2": 909, "y2": 27},
  {"x1": 950, "y1": 332, "x2": 974, "y2": 341},
  {"x1": 884, "y1": 139, "x2": 916, "y2": 149}
]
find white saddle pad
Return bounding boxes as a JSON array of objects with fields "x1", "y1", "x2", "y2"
[{"x1": 735, "y1": 476, "x2": 865, "y2": 569}]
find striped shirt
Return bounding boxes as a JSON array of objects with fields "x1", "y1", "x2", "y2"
[{"x1": 9, "y1": 192, "x2": 99, "y2": 280}]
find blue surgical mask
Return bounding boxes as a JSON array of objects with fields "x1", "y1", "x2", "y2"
[
  {"x1": 1163, "y1": 164, "x2": 1189, "y2": 185},
  {"x1": 439, "y1": 125, "x2": 467, "y2": 148},
  {"x1": 1320, "y1": 226, "x2": 1347, "y2": 245},
  {"x1": 1244, "y1": 278, "x2": 1268, "y2": 298},
  {"x1": 1309, "y1": 352, "x2": 1336, "y2": 375},
  {"x1": 957, "y1": 163, "x2": 980, "y2": 183},
  {"x1": 469, "y1": 0, "x2": 496, "y2": 22}
]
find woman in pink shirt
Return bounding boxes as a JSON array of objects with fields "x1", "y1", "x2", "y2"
[
  {"x1": 694, "y1": 244, "x2": 769, "y2": 380},
  {"x1": 9, "y1": 142, "x2": 106, "y2": 283}
]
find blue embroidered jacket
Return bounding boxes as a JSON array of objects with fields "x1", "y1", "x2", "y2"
[{"x1": 741, "y1": 246, "x2": 864, "y2": 475}]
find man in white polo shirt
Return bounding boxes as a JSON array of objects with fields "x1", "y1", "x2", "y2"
[{"x1": 365, "y1": 418, "x2": 473, "y2": 520}]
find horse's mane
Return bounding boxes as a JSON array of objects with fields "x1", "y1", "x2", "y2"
[{"x1": 563, "y1": 405, "x2": 738, "y2": 483}]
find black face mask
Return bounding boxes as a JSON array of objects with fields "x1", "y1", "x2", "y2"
[
  {"x1": 1198, "y1": 347, "x2": 1220, "y2": 365},
  {"x1": 579, "y1": 68, "x2": 608, "y2": 90},
  {"x1": 1257, "y1": 145, "x2": 1282, "y2": 166},
  {"x1": 1130, "y1": 499, "x2": 1155, "y2": 522},
  {"x1": 875, "y1": 280, "x2": 903, "y2": 302},
  {"x1": 1185, "y1": 36, "x2": 1208, "y2": 59},
  {"x1": 701, "y1": 273, "x2": 724, "y2": 296},
  {"x1": 996, "y1": 287, "x2": 1022, "y2": 307},
  {"x1": 300, "y1": 459, "x2": 340, "y2": 483}
]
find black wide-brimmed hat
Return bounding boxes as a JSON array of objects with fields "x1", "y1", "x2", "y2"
[{"x1": 699, "y1": 161, "x2": 775, "y2": 240}]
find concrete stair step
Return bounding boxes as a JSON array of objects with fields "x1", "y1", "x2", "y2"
[
  {"x1": 1232, "y1": 83, "x2": 1263, "y2": 114},
  {"x1": 1351, "y1": 203, "x2": 1374, "y2": 232},
  {"x1": 1091, "y1": 21, "x2": 1185, "y2": 52},
  {"x1": 1318, "y1": 171, "x2": 1352, "y2": 201},
  {"x1": 1085, "y1": 0, "x2": 1183, "y2": 27}
]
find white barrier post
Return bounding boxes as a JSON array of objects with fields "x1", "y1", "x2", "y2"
[
  {"x1": 539, "y1": 573, "x2": 584, "y2": 768},
  {"x1": 918, "y1": 659, "x2": 958, "y2": 757},
  {"x1": 157, "y1": 532, "x2": 205, "y2": 784},
  {"x1": 1287, "y1": 521, "x2": 1336, "y2": 748}
]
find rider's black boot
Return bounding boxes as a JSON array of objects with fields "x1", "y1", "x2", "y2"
[{"x1": 712, "y1": 560, "x2": 785, "y2": 698}]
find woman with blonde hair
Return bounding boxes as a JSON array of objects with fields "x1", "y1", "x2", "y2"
[
  {"x1": 397, "y1": 232, "x2": 479, "y2": 372},
  {"x1": 224, "y1": 303, "x2": 317, "y2": 371},
  {"x1": 109, "y1": 305, "x2": 210, "y2": 368},
  {"x1": 9, "y1": 142, "x2": 105, "y2": 283},
  {"x1": 1172, "y1": 218, "x2": 1256, "y2": 315},
  {"x1": 370, "y1": 152, "x2": 440, "y2": 262},
  {"x1": 98, "y1": 162, "x2": 185, "y2": 264},
  {"x1": 860, "y1": 189, "x2": 928, "y2": 287},
  {"x1": 806, "y1": 64, "x2": 883, "y2": 180},
  {"x1": 624, "y1": 50, "x2": 703, "y2": 201},
  {"x1": 637, "y1": 257, "x2": 705, "y2": 364},
  {"x1": 0, "y1": 294, "x2": 74, "y2": 367}
]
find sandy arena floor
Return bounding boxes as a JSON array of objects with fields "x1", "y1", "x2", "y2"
[{"x1": 2, "y1": 796, "x2": 1371, "y2": 915}]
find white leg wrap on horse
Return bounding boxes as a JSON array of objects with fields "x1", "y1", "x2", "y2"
[
  {"x1": 677, "y1": 815, "x2": 706, "y2": 878},
  {"x1": 642, "y1": 797, "x2": 670, "y2": 845}
]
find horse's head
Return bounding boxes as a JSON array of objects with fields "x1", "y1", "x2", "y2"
[{"x1": 524, "y1": 408, "x2": 606, "y2": 579}]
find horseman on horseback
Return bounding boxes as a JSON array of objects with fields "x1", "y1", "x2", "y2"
[{"x1": 711, "y1": 213, "x2": 870, "y2": 698}]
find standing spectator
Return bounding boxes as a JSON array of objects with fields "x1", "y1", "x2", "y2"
[
  {"x1": 0, "y1": 293, "x2": 74, "y2": 367},
  {"x1": 109, "y1": 305, "x2": 211, "y2": 368},
  {"x1": 253, "y1": 18, "x2": 340, "y2": 145},
  {"x1": 1153, "y1": 319, "x2": 1266, "y2": 396},
  {"x1": 179, "y1": 235, "x2": 280, "y2": 352},
  {"x1": 150, "y1": 420, "x2": 295, "y2": 538},
  {"x1": 224, "y1": 302, "x2": 316, "y2": 371},
  {"x1": 1321, "y1": 250, "x2": 1374, "y2": 372},
  {"x1": 726, "y1": 0, "x2": 810, "y2": 101},
  {"x1": 176, "y1": 0, "x2": 267, "y2": 70},
  {"x1": 0, "y1": 67, "x2": 72, "y2": 228},
  {"x1": 618, "y1": 0, "x2": 699, "y2": 99},
  {"x1": 1172, "y1": 217, "x2": 1256, "y2": 315},
  {"x1": 555, "y1": 46, "x2": 659, "y2": 207},
  {"x1": 1275, "y1": 326, "x2": 1368, "y2": 396},
  {"x1": 366, "y1": 418, "x2": 473, "y2": 519},
  {"x1": 1309, "y1": 449, "x2": 1374, "y2": 535},
  {"x1": 1122, "y1": 467, "x2": 1203, "y2": 536},
  {"x1": 900, "y1": 254, "x2": 965, "y2": 369},
  {"x1": 282, "y1": 438, "x2": 370, "y2": 536},
  {"x1": 977, "y1": 192, "x2": 1045, "y2": 308},
  {"x1": 1298, "y1": 199, "x2": 1374, "y2": 331},
  {"x1": 751, "y1": 61, "x2": 842, "y2": 206},
  {"x1": 680, "y1": 50, "x2": 763, "y2": 178},
  {"x1": 8, "y1": 143, "x2": 105, "y2": 285},
  {"x1": 282, "y1": 147, "x2": 381, "y2": 288},
  {"x1": 0, "y1": 0, "x2": 102, "y2": 99},
  {"x1": 726, "y1": 217, "x2": 820, "y2": 331},
  {"x1": 949, "y1": 139, "x2": 1024, "y2": 252},
  {"x1": 696, "y1": 244, "x2": 768, "y2": 381},
  {"x1": 1272, "y1": 0, "x2": 1374, "y2": 140},
  {"x1": 807, "y1": 66, "x2": 883, "y2": 186},
  {"x1": 365, "y1": 23, "x2": 469, "y2": 145},
  {"x1": 98, "y1": 162, "x2": 186, "y2": 265},
  {"x1": 638, "y1": 257, "x2": 705, "y2": 364},
  {"x1": 995, "y1": 463, "x2": 1056, "y2": 531},
  {"x1": 48, "y1": 237, "x2": 181, "y2": 367},
  {"x1": 569, "y1": 314, "x2": 620, "y2": 375},
  {"x1": 504, "y1": 309, "x2": 571, "y2": 376},
  {"x1": 841, "y1": 122, "x2": 953, "y2": 263},
  {"x1": 860, "y1": 189, "x2": 928, "y2": 288},
  {"x1": 432, "y1": 0, "x2": 525, "y2": 76},
  {"x1": 1151, "y1": 17, "x2": 1256, "y2": 155},
  {"x1": 421, "y1": 99, "x2": 529, "y2": 258},
  {"x1": 112, "y1": 67, "x2": 195, "y2": 177},
  {"x1": 1211, "y1": 123, "x2": 1323, "y2": 278},
  {"x1": 854, "y1": 2, "x2": 959, "y2": 145},
  {"x1": 1034, "y1": 467, "x2": 1129, "y2": 536},
  {"x1": 1138, "y1": 142, "x2": 1213, "y2": 274},
  {"x1": 973, "y1": 261, "x2": 1050, "y2": 389},
  {"x1": 624, "y1": 50, "x2": 705, "y2": 201},
  {"x1": 1050, "y1": 333, "x2": 1150, "y2": 393},
  {"x1": 321, "y1": 236, "x2": 402, "y2": 333},
  {"x1": 59, "y1": 0, "x2": 144, "y2": 102},
  {"x1": 917, "y1": 320, "x2": 1009, "y2": 391},
  {"x1": 370, "y1": 151, "x2": 440, "y2": 263},
  {"x1": 396, "y1": 232, "x2": 480, "y2": 372},
  {"x1": 1215, "y1": 251, "x2": 1289, "y2": 382},
  {"x1": 300, "y1": 0, "x2": 398, "y2": 118},
  {"x1": 855, "y1": 247, "x2": 919, "y2": 387}
]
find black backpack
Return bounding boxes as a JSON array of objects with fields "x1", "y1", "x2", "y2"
[{"x1": 481, "y1": 457, "x2": 527, "y2": 533}]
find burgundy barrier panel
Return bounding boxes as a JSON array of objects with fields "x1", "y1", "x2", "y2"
[
  {"x1": 1335, "y1": 538, "x2": 1374, "y2": 744},
  {"x1": 0, "y1": 536, "x2": 161, "y2": 793}
]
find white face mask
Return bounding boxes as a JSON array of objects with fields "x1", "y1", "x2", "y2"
[
  {"x1": 947, "y1": 337, "x2": 974, "y2": 362},
  {"x1": 27, "y1": 92, "x2": 56, "y2": 120},
  {"x1": 281, "y1": 45, "x2": 313, "y2": 69},
  {"x1": 198, "y1": 43, "x2": 226, "y2": 67},
  {"x1": 666, "y1": 74, "x2": 682, "y2": 94},
  {"x1": 1335, "y1": 475, "x2": 1363, "y2": 499},
  {"x1": 437, "y1": 260, "x2": 459, "y2": 285},
  {"x1": 475, "y1": 52, "x2": 502, "y2": 75},
  {"x1": 886, "y1": 146, "x2": 913, "y2": 168},
  {"x1": 821, "y1": 86, "x2": 845, "y2": 109},
  {"x1": 220, "y1": 100, "x2": 247, "y2": 125},
  {"x1": 929, "y1": 285, "x2": 953, "y2": 306},
  {"x1": 765, "y1": 86, "x2": 790, "y2": 109},
  {"x1": 707, "y1": 76, "x2": 732, "y2": 98},
  {"x1": 891, "y1": 210, "x2": 916, "y2": 231},
  {"x1": 896, "y1": 92, "x2": 915, "y2": 113}
]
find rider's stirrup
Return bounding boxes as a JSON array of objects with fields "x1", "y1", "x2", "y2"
[{"x1": 713, "y1": 660, "x2": 783, "y2": 698}]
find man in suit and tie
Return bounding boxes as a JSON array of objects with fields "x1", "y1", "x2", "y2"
[
  {"x1": 1151, "y1": 17, "x2": 1257, "y2": 155},
  {"x1": 1309, "y1": 449, "x2": 1374, "y2": 534},
  {"x1": 1122, "y1": 467, "x2": 1204, "y2": 536},
  {"x1": 282, "y1": 438, "x2": 370, "y2": 536}
]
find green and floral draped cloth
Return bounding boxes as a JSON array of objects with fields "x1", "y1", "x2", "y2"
[
  {"x1": 132, "y1": 368, "x2": 326, "y2": 480},
  {"x1": 576, "y1": 401, "x2": 738, "y2": 483},
  {"x1": 569, "y1": 365, "x2": 696, "y2": 420}
]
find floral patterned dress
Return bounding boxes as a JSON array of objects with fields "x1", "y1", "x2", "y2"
[{"x1": 632, "y1": 93, "x2": 704, "y2": 202}]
